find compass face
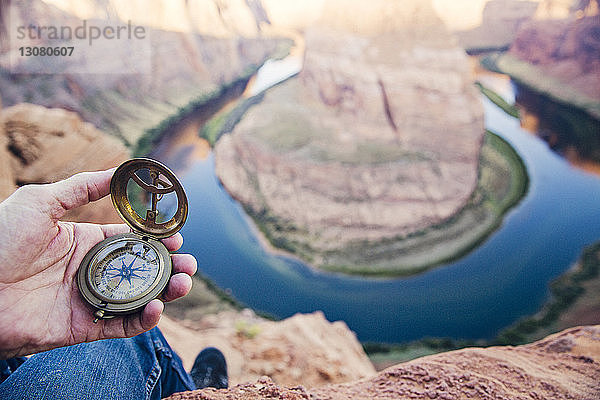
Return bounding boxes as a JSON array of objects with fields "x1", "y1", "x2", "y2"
[
  {"x1": 91, "y1": 239, "x2": 161, "y2": 301},
  {"x1": 77, "y1": 233, "x2": 172, "y2": 315}
]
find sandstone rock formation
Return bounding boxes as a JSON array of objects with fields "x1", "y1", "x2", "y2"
[
  {"x1": 506, "y1": 14, "x2": 600, "y2": 114},
  {"x1": 215, "y1": 0, "x2": 484, "y2": 272},
  {"x1": 159, "y1": 311, "x2": 375, "y2": 388},
  {"x1": 42, "y1": 0, "x2": 268, "y2": 38},
  {"x1": 431, "y1": 0, "x2": 489, "y2": 31},
  {"x1": 471, "y1": 1, "x2": 600, "y2": 119},
  {"x1": 167, "y1": 325, "x2": 600, "y2": 399},
  {"x1": 0, "y1": 102, "x2": 128, "y2": 222},
  {"x1": 0, "y1": 0, "x2": 287, "y2": 148},
  {"x1": 456, "y1": 0, "x2": 541, "y2": 51},
  {"x1": 454, "y1": 0, "x2": 583, "y2": 51}
]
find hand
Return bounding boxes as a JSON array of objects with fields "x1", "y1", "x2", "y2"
[{"x1": 0, "y1": 168, "x2": 197, "y2": 359}]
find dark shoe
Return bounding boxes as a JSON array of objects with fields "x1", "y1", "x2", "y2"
[{"x1": 190, "y1": 347, "x2": 228, "y2": 389}]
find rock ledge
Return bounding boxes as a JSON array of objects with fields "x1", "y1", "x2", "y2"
[{"x1": 168, "y1": 325, "x2": 600, "y2": 399}]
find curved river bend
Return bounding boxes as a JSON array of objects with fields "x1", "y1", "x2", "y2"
[{"x1": 157, "y1": 77, "x2": 600, "y2": 343}]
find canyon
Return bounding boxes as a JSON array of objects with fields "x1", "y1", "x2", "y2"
[
  {"x1": 495, "y1": 12, "x2": 600, "y2": 119},
  {"x1": 0, "y1": 0, "x2": 287, "y2": 149},
  {"x1": 214, "y1": 0, "x2": 485, "y2": 274},
  {"x1": 460, "y1": 0, "x2": 600, "y2": 121},
  {"x1": 1, "y1": 1, "x2": 599, "y2": 399}
]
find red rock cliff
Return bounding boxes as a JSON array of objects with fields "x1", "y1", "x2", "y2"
[{"x1": 167, "y1": 325, "x2": 600, "y2": 399}]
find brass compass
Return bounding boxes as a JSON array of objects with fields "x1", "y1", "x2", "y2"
[{"x1": 77, "y1": 158, "x2": 188, "y2": 322}]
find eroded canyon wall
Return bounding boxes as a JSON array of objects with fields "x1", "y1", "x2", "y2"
[{"x1": 0, "y1": 0, "x2": 288, "y2": 148}]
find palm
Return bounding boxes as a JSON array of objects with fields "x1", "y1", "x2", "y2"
[{"x1": 0, "y1": 170, "x2": 196, "y2": 359}]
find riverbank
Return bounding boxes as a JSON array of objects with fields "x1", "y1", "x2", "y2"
[
  {"x1": 366, "y1": 239, "x2": 600, "y2": 369},
  {"x1": 480, "y1": 53, "x2": 600, "y2": 163},
  {"x1": 482, "y1": 52, "x2": 600, "y2": 121},
  {"x1": 137, "y1": 68, "x2": 257, "y2": 156},
  {"x1": 136, "y1": 39, "x2": 293, "y2": 157},
  {"x1": 495, "y1": 241, "x2": 600, "y2": 345},
  {"x1": 199, "y1": 91, "x2": 266, "y2": 146}
]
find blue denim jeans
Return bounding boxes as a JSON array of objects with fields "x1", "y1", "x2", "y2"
[{"x1": 0, "y1": 328, "x2": 195, "y2": 400}]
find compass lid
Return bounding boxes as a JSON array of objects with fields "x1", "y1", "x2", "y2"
[{"x1": 110, "y1": 158, "x2": 188, "y2": 239}]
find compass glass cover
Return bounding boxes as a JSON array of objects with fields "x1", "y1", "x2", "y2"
[{"x1": 90, "y1": 239, "x2": 161, "y2": 301}]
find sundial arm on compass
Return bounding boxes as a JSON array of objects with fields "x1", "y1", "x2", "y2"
[{"x1": 110, "y1": 158, "x2": 188, "y2": 238}]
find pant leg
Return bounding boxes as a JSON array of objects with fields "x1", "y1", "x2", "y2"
[{"x1": 0, "y1": 327, "x2": 195, "y2": 400}]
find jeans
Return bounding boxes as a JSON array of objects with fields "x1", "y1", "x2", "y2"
[{"x1": 0, "y1": 328, "x2": 195, "y2": 400}]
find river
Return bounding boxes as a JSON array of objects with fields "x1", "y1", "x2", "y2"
[{"x1": 153, "y1": 62, "x2": 600, "y2": 343}]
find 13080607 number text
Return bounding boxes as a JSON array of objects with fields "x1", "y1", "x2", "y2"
[{"x1": 18, "y1": 46, "x2": 74, "y2": 56}]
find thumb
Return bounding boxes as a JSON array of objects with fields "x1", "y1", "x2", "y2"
[{"x1": 46, "y1": 168, "x2": 116, "y2": 221}]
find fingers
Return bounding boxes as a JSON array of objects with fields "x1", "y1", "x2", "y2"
[
  {"x1": 162, "y1": 253, "x2": 197, "y2": 302},
  {"x1": 101, "y1": 299, "x2": 164, "y2": 340},
  {"x1": 162, "y1": 273, "x2": 193, "y2": 302},
  {"x1": 140, "y1": 299, "x2": 164, "y2": 330},
  {"x1": 172, "y1": 253, "x2": 197, "y2": 275},
  {"x1": 162, "y1": 232, "x2": 183, "y2": 252},
  {"x1": 47, "y1": 168, "x2": 117, "y2": 221}
]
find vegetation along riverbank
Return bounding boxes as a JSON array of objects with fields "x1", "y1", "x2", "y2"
[{"x1": 365, "y1": 240, "x2": 600, "y2": 369}]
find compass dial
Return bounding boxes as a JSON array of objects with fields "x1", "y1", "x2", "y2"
[
  {"x1": 92, "y1": 240, "x2": 161, "y2": 301},
  {"x1": 78, "y1": 233, "x2": 171, "y2": 314}
]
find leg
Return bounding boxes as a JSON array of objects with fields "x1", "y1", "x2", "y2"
[{"x1": 0, "y1": 327, "x2": 194, "y2": 400}]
